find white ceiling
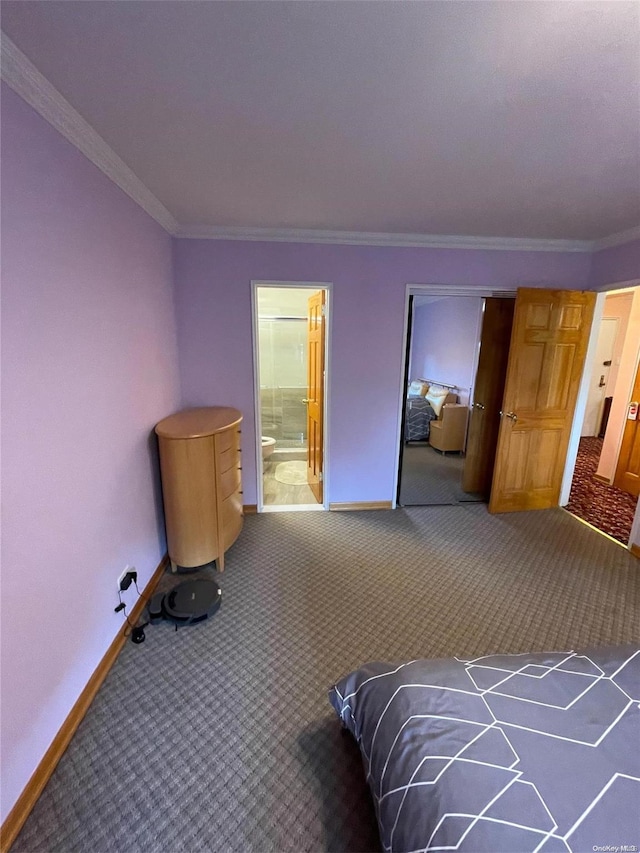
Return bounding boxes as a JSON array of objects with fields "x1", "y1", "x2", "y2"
[{"x1": 2, "y1": 0, "x2": 639, "y2": 241}]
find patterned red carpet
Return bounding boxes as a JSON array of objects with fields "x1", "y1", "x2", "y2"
[{"x1": 566, "y1": 436, "x2": 637, "y2": 544}]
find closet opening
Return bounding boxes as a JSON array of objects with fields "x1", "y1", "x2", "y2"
[{"x1": 396, "y1": 286, "x2": 515, "y2": 508}]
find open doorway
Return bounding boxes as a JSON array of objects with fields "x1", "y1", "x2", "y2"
[
  {"x1": 252, "y1": 282, "x2": 330, "y2": 512},
  {"x1": 565, "y1": 284, "x2": 640, "y2": 545}
]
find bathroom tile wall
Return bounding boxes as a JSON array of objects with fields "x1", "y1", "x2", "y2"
[{"x1": 261, "y1": 387, "x2": 307, "y2": 443}]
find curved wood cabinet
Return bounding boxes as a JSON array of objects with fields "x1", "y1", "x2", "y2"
[{"x1": 155, "y1": 407, "x2": 243, "y2": 571}]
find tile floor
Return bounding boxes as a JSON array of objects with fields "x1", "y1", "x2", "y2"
[{"x1": 262, "y1": 450, "x2": 319, "y2": 506}]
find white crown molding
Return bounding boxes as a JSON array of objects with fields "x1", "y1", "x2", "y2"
[
  {"x1": 592, "y1": 224, "x2": 640, "y2": 251},
  {"x1": 1, "y1": 32, "x2": 178, "y2": 235},
  {"x1": 175, "y1": 224, "x2": 593, "y2": 252},
  {"x1": 2, "y1": 31, "x2": 638, "y2": 253}
]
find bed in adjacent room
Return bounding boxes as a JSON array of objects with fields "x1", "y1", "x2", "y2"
[
  {"x1": 404, "y1": 380, "x2": 457, "y2": 442},
  {"x1": 329, "y1": 645, "x2": 640, "y2": 853}
]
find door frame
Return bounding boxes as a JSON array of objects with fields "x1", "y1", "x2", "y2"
[
  {"x1": 561, "y1": 282, "x2": 640, "y2": 501},
  {"x1": 393, "y1": 284, "x2": 517, "y2": 508},
  {"x1": 251, "y1": 280, "x2": 332, "y2": 513},
  {"x1": 614, "y1": 351, "x2": 640, "y2": 494},
  {"x1": 561, "y1": 280, "x2": 640, "y2": 551}
]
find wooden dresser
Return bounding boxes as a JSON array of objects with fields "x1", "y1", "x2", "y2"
[{"x1": 155, "y1": 407, "x2": 243, "y2": 572}]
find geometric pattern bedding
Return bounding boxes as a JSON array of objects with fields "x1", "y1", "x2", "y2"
[
  {"x1": 405, "y1": 397, "x2": 437, "y2": 442},
  {"x1": 329, "y1": 646, "x2": 640, "y2": 852}
]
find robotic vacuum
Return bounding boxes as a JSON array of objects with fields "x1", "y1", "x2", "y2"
[{"x1": 149, "y1": 578, "x2": 221, "y2": 628}]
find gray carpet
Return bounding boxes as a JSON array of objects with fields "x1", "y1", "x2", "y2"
[
  {"x1": 13, "y1": 506, "x2": 640, "y2": 853},
  {"x1": 399, "y1": 444, "x2": 483, "y2": 505}
]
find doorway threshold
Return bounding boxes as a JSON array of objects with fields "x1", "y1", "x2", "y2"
[
  {"x1": 261, "y1": 504, "x2": 325, "y2": 513},
  {"x1": 562, "y1": 508, "x2": 628, "y2": 549}
]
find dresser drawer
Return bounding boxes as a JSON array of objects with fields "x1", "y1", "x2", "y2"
[
  {"x1": 221, "y1": 491, "x2": 243, "y2": 550},
  {"x1": 216, "y1": 427, "x2": 240, "y2": 454},
  {"x1": 218, "y1": 445, "x2": 240, "y2": 474},
  {"x1": 220, "y1": 464, "x2": 241, "y2": 500}
]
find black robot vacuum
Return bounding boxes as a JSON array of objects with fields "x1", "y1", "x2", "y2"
[{"x1": 148, "y1": 578, "x2": 222, "y2": 628}]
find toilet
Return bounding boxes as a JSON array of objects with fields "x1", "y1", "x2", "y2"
[{"x1": 261, "y1": 436, "x2": 276, "y2": 459}]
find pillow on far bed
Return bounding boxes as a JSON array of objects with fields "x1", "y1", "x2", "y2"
[
  {"x1": 408, "y1": 380, "x2": 429, "y2": 397},
  {"x1": 425, "y1": 385, "x2": 449, "y2": 416},
  {"x1": 329, "y1": 645, "x2": 640, "y2": 853}
]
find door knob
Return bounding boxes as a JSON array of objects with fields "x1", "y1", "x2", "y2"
[
  {"x1": 500, "y1": 411, "x2": 518, "y2": 422},
  {"x1": 474, "y1": 402, "x2": 485, "y2": 410},
  {"x1": 302, "y1": 398, "x2": 311, "y2": 404}
]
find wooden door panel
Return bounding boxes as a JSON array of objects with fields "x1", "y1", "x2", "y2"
[
  {"x1": 489, "y1": 288, "x2": 596, "y2": 514},
  {"x1": 516, "y1": 344, "x2": 585, "y2": 411},
  {"x1": 613, "y1": 358, "x2": 640, "y2": 497},
  {"x1": 537, "y1": 429, "x2": 564, "y2": 488},
  {"x1": 544, "y1": 345, "x2": 574, "y2": 409},
  {"x1": 308, "y1": 418, "x2": 321, "y2": 472},
  {"x1": 631, "y1": 431, "x2": 640, "y2": 470},
  {"x1": 495, "y1": 429, "x2": 564, "y2": 509},
  {"x1": 462, "y1": 298, "x2": 515, "y2": 497},
  {"x1": 526, "y1": 301, "x2": 553, "y2": 329},
  {"x1": 559, "y1": 303, "x2": 586, "y2": 330},
  {"x1": 628, "y1": 433, "x2": 640, "y2": 492},
  {"x1": 502, "y1": 430, "x2": 530, "y2": 493},
  {"x1": 306, "y1": 290, "x2": 325, "y2": 503},
  {"x1": 514, "y1": 344, "x2": 544, "y2": 409}
]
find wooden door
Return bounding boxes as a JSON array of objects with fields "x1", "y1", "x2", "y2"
[
  {"x1": 306, "y1": 290, "x2": 325, "y2": 503},
  {"x1": 489, "y1": 288, "x2": 596, "y2": 513},
  {"x1": 462, "y1": 298, "x2": 515, "y2": 497},
  {"x1": 613, "y1": 357, "x2": 640, "y2": 497}
]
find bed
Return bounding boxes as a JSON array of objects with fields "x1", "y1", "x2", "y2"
[
  {"x1": 405, "y1": 396, "x2": 439, "y2": 442},
  {"x1": 404, "y1": 380, "x2": 458, "y2": 442},
  {"x1": 329, "y1": 645, "x2": 640, "y2": 852}
]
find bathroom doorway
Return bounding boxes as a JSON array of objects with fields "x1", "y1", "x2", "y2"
[{"x1": 252, "y1": 282, "x2": 331, "y2": 512}]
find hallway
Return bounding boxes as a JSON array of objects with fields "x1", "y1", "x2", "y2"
[{"x1": 566, "y1": 436, "x2": 637, "y2": 545}]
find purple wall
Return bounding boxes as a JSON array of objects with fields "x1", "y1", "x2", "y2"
[
  {"x1": 410, "y1": 298, "x2": 482, "y2": 406},
  {"x1": 589, "y1": 239, "x2": 640, "y2": 288},
  {"x1": 173, "y1": 239, "x2": 591, "y2": 505},
  {"x1": 0, "y1": 85, "x2": 181, "y2": 822},
  {"x1": 5, "y1": 73, "x2": 636, "y2": 824}
]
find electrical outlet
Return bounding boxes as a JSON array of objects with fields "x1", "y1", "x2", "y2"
[{"x1": 117, "y1": 566, "x2": 136, "y2": 593}]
